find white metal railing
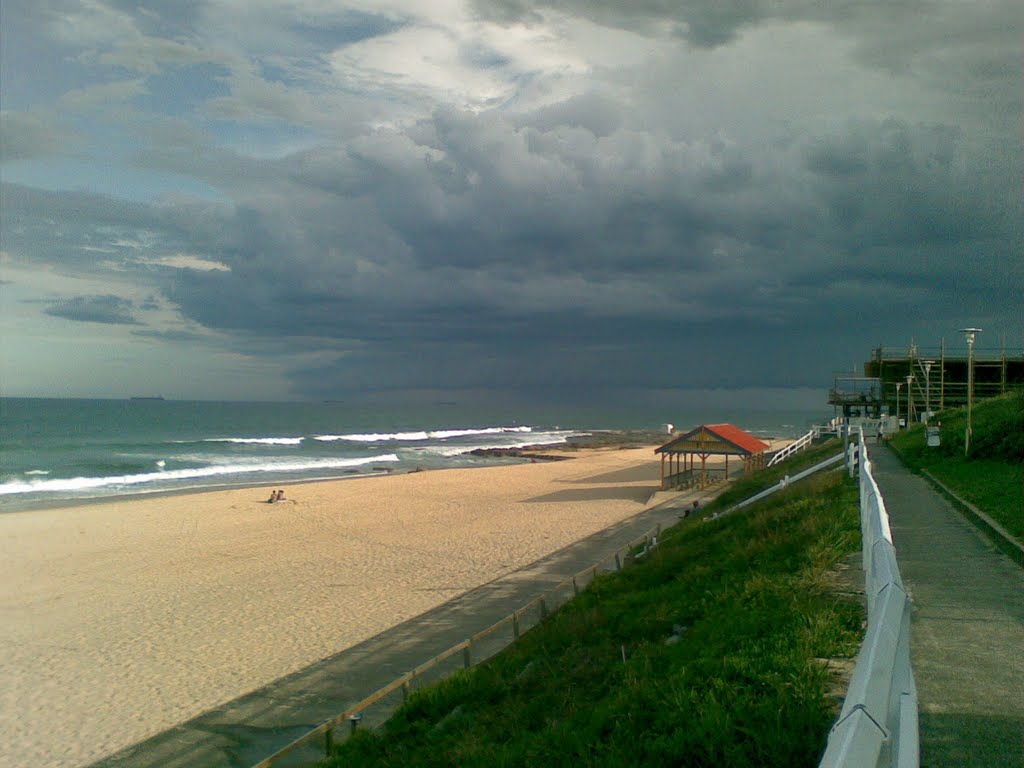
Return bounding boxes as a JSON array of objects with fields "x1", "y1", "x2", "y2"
[
  {"x1": 722, "y1": 451, "x2": 845, "y2": 517},
  {"x1": 818, "y1": 429, "x2": 919, "y2": 768},
  {"x1": 766, "y1": 428, "x2": 816, "y2": 467},
  {"x1": 812, "y1": 416, "x2": 845, "y2": 439}
]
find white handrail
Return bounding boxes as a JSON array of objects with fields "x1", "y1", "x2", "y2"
[
  {"x1": 819, "y1": 429, "x2": 919, "y2": 768},
  {"x1": 766, "y1": 428, "x2": 815, "y2": 467},
  {"x1": 722, "y1": 452, "x2": 845, "y2": 516}
]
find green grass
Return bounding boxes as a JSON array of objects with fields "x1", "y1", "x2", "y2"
[
  {"x1": 705, "y1": 438, "x2": 846, "y2": 514},
  {"x1": 322, "y1": 464, "x2": 862, "y2": 768},
  {"x1": 888, "y1": 391, "x2": 1024, "y2": 542}
]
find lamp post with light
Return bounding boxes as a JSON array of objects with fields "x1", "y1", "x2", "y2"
[
  {"x1": 895, "y1": 381, "x2": 903, "y2": 427},
  {"x1": 958, "y1": 328, "x2": 982, "y2": 456},
  {"x1": 922, "y1": 360, "x2": 934, "y2": 424},
  {"x1": 905, "y1": 374, "x2": 915, "y2": 425}
]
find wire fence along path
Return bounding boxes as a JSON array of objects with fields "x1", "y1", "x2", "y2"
[
  {"x1": 818, "y1": 429, "x2": 918, "y2": 768},
  {"x1": 251, "y1": 526, "x2": 664, "y2": 767}
]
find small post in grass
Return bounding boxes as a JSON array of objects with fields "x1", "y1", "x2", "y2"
[{"x1": 348, "y1": 712, "x2": 362, "y2": 736}]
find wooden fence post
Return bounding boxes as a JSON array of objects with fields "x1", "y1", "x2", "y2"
[
  {"x1": 463, "y1": 645, "x2": 471, "y2": 669},
  {"x1": 513, "y1": 612, "x2": 520, "y2": 641}
]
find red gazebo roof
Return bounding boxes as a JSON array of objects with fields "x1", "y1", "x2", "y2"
[{"x1": 655, "y1": 423, "x2": 769, "y2": 456}]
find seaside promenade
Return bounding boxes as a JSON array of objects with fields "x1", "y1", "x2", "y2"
[
  {"x1": 870, "y1": 448, "x2": 1024, "y2": 767},
  {"x1": 88, "y1": 487, "x2": 701, "y2": 768}
]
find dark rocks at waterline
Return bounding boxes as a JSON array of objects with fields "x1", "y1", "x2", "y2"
[
  {"x1": 468, "y1": 448, "x2": 574, "y2": 461},
  {"x1": 470, "y1": 430, "x2": 666, "y2": 461}
]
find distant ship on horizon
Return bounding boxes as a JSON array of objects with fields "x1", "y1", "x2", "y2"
[{"x1": 129, "y1": 396, "x2": 166, "y2": 401}]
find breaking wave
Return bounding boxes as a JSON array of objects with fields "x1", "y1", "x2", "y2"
[{"x1": 0, "y1": 454, "x2": 399, "y2": 496}]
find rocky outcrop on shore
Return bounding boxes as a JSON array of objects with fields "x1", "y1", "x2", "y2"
[{"x1": 470, "y1": 430, "x2": 667, "y2": 461}]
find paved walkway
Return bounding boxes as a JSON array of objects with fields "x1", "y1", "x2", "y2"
[
  {"x1": 89, "y1": 489, "x2": 702, "y2": 768},
  {"x1": 869, "y1": 447, "x2": 1024, "y2": 768}
]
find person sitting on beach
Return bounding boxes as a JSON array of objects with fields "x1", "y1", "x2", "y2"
[
  {"x1": 267, "y1": 490, "x2": 278, "y2": 503},
  {"x1": 275, "y1": 489, "x2": 285, "y2": 502}
]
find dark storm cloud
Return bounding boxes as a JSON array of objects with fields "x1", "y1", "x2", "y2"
[
  {"x1": 3, "y1": 0, "x2": 1020, "y2": 400},
  {"x1": 6, "y1": 95, "x2": 1019, "y2": 396},
  {"x1": 43, "y1": 294, "x2": 140, "y2": 325}
]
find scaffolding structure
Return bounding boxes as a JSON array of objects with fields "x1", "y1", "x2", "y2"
[
  {"x1": 828, "y1": 376, "x2": 883, "y2": 419},
  {"x1": 847, "y1": 338, "x2": 1024, "y2": 422}
]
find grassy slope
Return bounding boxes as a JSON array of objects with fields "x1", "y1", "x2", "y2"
[
  {"x1": 888, "y1": 391, "x2": 1024, "y2": 541},
  {"x1": 323, "y1": 441, "x2": 862, "y2": 768}
]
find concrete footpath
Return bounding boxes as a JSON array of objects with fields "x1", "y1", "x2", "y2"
[
  {"x1": 869, "y1": 447, "x2": 1024, "y2": 768},
  {"x1": 90, "y1": 489, "x2": 700, "y2": 768}
]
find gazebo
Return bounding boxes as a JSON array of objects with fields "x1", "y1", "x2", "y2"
[{"x1": 655, "y1": 423, "x2": 770, "y2": 490}]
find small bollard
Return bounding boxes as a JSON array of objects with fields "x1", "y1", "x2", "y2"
[
  {"x1": 572, "y1": 576, "x2": 579, "y2": 596},
  {"x1": 513, "y1": 612, "x2": 520, "y2": 640},
  {"x1": 463, "y1": 645, "x2": 471, "y2": 669},
  {"x1": 324, "y1": 726, "x2": 334, "y2": 755},
  {"x1": 348, "y1": 712, "x2": 363, "y2": 735}
]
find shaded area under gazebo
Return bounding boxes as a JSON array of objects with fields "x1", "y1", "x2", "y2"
[{"x1": 654, "y1": 423, "x2": 770, "y2": 490}]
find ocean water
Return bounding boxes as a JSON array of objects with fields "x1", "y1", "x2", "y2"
[{"x1": 0, "y1": 397, "x2": 826, "y2": 511}]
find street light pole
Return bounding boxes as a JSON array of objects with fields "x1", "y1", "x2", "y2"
[
  {"x1": 906, "y1": 374, "x2": 915, "y2": 425},
  {"x1": 896, "y1": 382, "x2": 903, "y2": 427},
  {"x1": 958, "y1": 328, "x2": 982, "y2": 456},
  {"x1": 923, "y1": 361, "x2": 933, "y2": 424}
]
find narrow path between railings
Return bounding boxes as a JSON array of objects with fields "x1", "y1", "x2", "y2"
[
  {"x1": 87, "y1": 491, "x2": 701, "y2": 768},
  {"x1": 869, "y1": 447, "x2": 1024, "y2": 768}
]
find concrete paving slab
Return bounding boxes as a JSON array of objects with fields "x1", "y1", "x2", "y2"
[{"x1": 869, "y1": 447, "x2": 1024, "y2": 768}]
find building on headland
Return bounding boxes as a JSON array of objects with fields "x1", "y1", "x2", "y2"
[{"x1": 829, "y1": 338, "x2": 1024, "y2": 423}]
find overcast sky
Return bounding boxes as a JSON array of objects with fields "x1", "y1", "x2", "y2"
[{"x1": 1, "y1": 1, "x2": 1021, "y2": 405}]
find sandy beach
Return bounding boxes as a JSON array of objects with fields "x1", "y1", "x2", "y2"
[{"x1": 0, "y1": 444, "x2": 756, "y2": 768}]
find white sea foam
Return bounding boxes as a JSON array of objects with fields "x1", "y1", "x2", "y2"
[
  {"x1": 314, "y1": 426, "x2": 532, "y2": 443},
  {"x1": 0, "y1": 454, "x2": 400, "y2": 496},
  {"x1": 203, "y1": 437, "x2": 305, "y2": 446},
  {"x1": 404, "y1": 432, "x2": 576, "y2": 458},
  {"x1": 24, "y1": 470, "x2": 51, "y2": 476},
  {"x1": 317, "y1": 431, "x2": 431, "y2": 443}
]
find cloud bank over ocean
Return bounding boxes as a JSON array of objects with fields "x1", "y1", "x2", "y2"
[{"x1": 1, "y1": 1, "x2": 1020, "y2": 401}]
